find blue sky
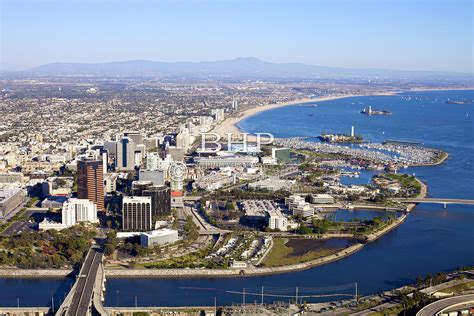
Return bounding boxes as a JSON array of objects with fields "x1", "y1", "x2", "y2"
[{"x1": 1, "y1": 0, "x2": 472, "y2": 72}]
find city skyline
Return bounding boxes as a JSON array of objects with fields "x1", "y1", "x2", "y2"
[{"x1": 1, "y1": 0, "x2": 472, "y2": 73}]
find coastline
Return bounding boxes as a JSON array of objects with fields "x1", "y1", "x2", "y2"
[
  {"x1": 212, "y1": 92, "x2": 396, "y2": 138},
  {"x1": 213, "y1": 87, "x2": 473, "y2": 139},
  {"x1": 0, "y1": 178, "x2": 428, "y2": 279}
]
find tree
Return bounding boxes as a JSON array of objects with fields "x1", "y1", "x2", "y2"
[{"x1": 104, "y1": 231, "x2": 118, "y2": 256}]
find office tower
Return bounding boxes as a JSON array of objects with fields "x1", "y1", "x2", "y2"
[
  {"x1": 146, "y1": 152, "x2": 162, "y2": 170},
  {"x1": 131, "y1": 181, "x2": 153, "y2": 197},
  {"x1": 116, "y1": 137, "x2": 136, "y2": 171},
  {"x1": 144, "y1": 137, "x2": 160, "y2": 151},
  {"x1": 142, "y1": 185, "x2": 171, "y2": 217},
  {"x1": 104, "y1": 140, "x2": 117, "y2": 156},
  {"x1": 166, "y1": 146, "x2": 184, "y2": 161},
  {"x1": 90, "y1": 145, "x2": 108, "y2": 174},
  {"x1": 122, "y1": 196, "x2": 152, "y2": 231},
  {"x1": 61, "y1": 198, "x2": 98, "y2": 226},
  {"x1": 176, "y1": 126, "x2": 191, "y2": 153},
  {"x1": 135, "y1": 144, "x2": 146, "y2": 166},
  {"x1": 77, "y1": 158, "x2": 104, "y2": 210},
  {"x1": 123, "y1": 131, "x2": 144, "y2": 146}
]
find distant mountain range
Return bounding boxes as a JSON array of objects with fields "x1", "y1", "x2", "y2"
[{"x1": 6, "y1": 57, "x2": 473, "y2": 79}]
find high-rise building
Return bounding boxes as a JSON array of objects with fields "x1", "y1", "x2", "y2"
[
  {"x1": 166, "y1": 146, "x2": 184, "y2": 161},
  {"x1": 77, "y1": 158, "x2": 104, "y2": 210},
  {"x1": 142, "y1": 185, "x2": 171, "y2": 217},
  {"x1": 232, "y1": 99, "x2": 238, "y2": 109},
  {"x1": 123, "y1": 131, "x2": 144, "y2": 146},
  {"x1": 132, "y1": 182, "x2": 171, "y2": 217},
  {"x1": 116, "y1": 137, "x2": 136, "y2": 171},
  {"x1": 122, "y1": 196, "x2": 152, "y2": 231},
  {"x1": 62, "y1": 198, "x2": 98, "y2": 226},
  {"x1": 211, "y1": 108, "x2": 225, "y2": 122},
  {"x1": 176, "y1": 126, "x2": 192, "y2": 153}
]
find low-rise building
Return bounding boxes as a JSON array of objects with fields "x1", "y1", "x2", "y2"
[
  {"x1": 0, "y1": 188, "x2": 24, "y2": 217},
  {"x1": 248, "y1": 178, "x2": 294, "y2": 191},
  {"x1": 309, "y1": 194, "x2": 335, "y2": 204},
  {"x1": 38, "y1": 218, "x2": 68, "y2": 231},
  {"x1": 41, "y1": 196, "x2": 69, "y2": 209},
  {"x1": 241, "y1": 200, "x2": 288, "y2": 231},
  {"x1": 272, "y1": 148, "x2": 291, "y2": 164},
  {"x1": 140, "y1": 228, "x2": 179, "y2": 247},
  {"x1": 171, "y1": 191, "x2": 184, "y2": 208},
  {"x1": 285, "y1": 195, "x2": 314, "y2": 218},
  {"x1": 268, "y1": 209, "x2": 288, "y2": 231}
]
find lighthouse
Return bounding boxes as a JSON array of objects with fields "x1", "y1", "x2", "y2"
[{"x1": 351, "y1": 126, "x2": 355, "y2": 137}]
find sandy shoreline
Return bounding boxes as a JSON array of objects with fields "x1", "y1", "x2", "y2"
[{"x1": 213, "y1": 92, "x2": 395, "y2": 138}]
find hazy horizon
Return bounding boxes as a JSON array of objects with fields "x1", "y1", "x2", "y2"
[{"x1": 1, "y1": 0, "x2": 473, "y2": 73}]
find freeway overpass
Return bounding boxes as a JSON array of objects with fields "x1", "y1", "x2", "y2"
[
  {"x1": 417, "y1": 294, "x2": 474, "y2": 316},
  {"x1": 395, "y1": 198, "x2": 474, "y2": 207},
  {"x1": 56, "y1": 246, "x2": 107, "y2": 316}
]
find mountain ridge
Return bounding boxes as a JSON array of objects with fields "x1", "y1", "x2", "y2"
[{"x1": 13, "y1": 57, "x2": 473, "y2": 79}]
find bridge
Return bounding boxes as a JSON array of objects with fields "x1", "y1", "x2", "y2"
[
  {"x1": 199, "y1": 229, "x2": 231, "y2": 235},
  {"x1": 56, "y1": 246, "x2": 107, "y2": 316},
  {"x1": 395, "y1": 198, "x2": 474, "y2": 208}
]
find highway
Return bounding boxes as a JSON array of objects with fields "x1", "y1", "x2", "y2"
[{"x1": 416, "y1": 294, "x2": 474, "y2": 316}]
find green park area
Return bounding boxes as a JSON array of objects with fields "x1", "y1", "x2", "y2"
[{"x1": 261, "y1": 238, "x2": 346, "y2": 268}]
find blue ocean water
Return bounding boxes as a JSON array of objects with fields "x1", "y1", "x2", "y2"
[{"x1": 1, "y1": 90, "x2": 473, "y2": 307}]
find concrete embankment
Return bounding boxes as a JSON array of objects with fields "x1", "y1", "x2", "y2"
[
  {"x1": 105, "y1": 243, "x2": 365, "y2": 278},
  {"x1": 0, "y1": 268, "x2": 73, "y2": 278},
  {"x1": 365, "y1": 214, "x2": 407, "y2": 242}
]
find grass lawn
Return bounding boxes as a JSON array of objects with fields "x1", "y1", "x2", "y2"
[
  {"x1": 261, "y1": 238, "x2": 341, "y2": 268},
  {"x1": 438, "y1": 280, "x2": 474, "y2": 294}
]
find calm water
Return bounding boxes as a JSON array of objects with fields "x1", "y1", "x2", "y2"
[
  {"x1": 331, "y1": 209, "x2": 397, "y2": 222},
  {"x1": 1, "y1": 90, "x2": 473, "y2": 307}
]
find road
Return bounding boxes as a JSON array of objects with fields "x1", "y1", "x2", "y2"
[
  {"x1": 66, "y1": 247, "x2": 104, "y2": 316},
  {"x1": 416, "y1": 294, "x2": 474, "y2": 316},
  {"x1": 0, "y1": 208, "x2": 47, "y2": 236},
  {"x1": 421, "y1": 278, "x2": 474, "y2": 295}
]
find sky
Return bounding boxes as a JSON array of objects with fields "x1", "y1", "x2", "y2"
[{"x1": 0, "y1": 0, "x2": 472, "y2": 72}]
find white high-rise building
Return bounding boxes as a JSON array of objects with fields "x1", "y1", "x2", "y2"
[
  {"x1": 176, "y1": 127, "x2": 191, "y2": 153},
  {"x1": 211, "y1": 108, "x2": 225, "y2": 122},
  {"x1": 232, "y1": 99, "x2": 238, "y2": 109},
  {"x1": 61, "y1": 198, "x2": 98, "y2": 226}
]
